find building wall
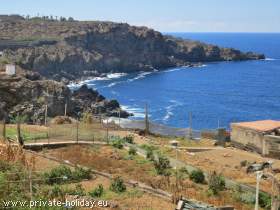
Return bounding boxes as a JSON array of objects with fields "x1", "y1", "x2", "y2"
[
  {"x1": 5, "y1": 64, "x2": 16, "y2": 75},
  {"x1": 263, "y1": 135, "x2": 280, "y2": 158},
  {"x1": 231, "y1": 125, "x2": 264, "y2": 154}
]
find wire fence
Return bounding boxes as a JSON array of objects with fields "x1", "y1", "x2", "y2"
[
  {"x1": 0, "y1": 114, "x2": 228, "y2": 145},
  {"x1": 108, "y1": 117, "x2": 223, "y2": 140}
]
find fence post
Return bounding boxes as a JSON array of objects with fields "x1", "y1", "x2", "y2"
[
  {"x1": 47, "y1": 125, "x2": 50, "y2": 145},
  {"x1": 145, "y1": 103, "x2": 149, "y2": 136},
  {"x1": 118, "y1": 110, "x2": 121, "y2": 128},
  {"x1": 76, "y1": 121, "x2": 79, "y2": 144},
  {"x1": 189, "y1": 112, "x2": 193, "y2": 140},
  {"x1": 106, "y1": 118, "x2": 109, "y2": 144},
  {"x1": 3, "y1": 120, "x2": 6, "y2": 141},
  {"x1": 17, "y1": 115, "x2": 24, "y2": 146},
  {"x1": 29, "y1": 167, "x2": 33, "y2": 201},
  {"x1": 44, "y1": 104, "x2": 48, "y2": 126},
  {"x1": 64, "y1": 103, "x2": 67, "y2": 116}
]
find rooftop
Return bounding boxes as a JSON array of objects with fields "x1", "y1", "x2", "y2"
[{"x1": 231, "y1": 120, "x2": 280, "y2": 132}]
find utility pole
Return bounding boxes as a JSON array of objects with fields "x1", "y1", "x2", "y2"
[
  {"x1": 145, "y1": 103, "x2": 149, "y2": 136},
  {"x1": 255, "y1": 171, "x2": 263, "y2": 210},
  {"x1": 76, "y1": 121, "x2": 79, "y2": 143},
  {"x1": 118, "y1": 110, "x2": 121, "y2": 128},
  {"x1": 64, "y1": 102, "x2": 67, "y2": 116},
  {"x1": 189, "y1": 112, "x2": 193, "y2": 140}
]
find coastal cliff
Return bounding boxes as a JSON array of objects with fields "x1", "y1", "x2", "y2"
[{"x1": 0, "y1": 15, "x2": 265, "y2": 82}]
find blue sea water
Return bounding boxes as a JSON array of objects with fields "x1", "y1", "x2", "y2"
[{"x1": 81, "y1": 33, "x2": 280, "y2": 130}]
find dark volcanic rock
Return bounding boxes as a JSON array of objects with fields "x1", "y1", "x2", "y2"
[
  {"x1": 72, "y1": 84, "x2": 105, "y2": 102},
  {"x1": 0, "y1": 17, "x2": 265, "y2": 81},
  {"x1": 72, "y1": 85, "x2": 130, "y2": 118},
  {"x1": 0, "y1": 76, "x2": 130, "y2": 123}
]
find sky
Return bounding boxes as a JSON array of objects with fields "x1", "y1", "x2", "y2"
[{"x1": 0, "y1": 0, "x2": 279, "y2": 33}]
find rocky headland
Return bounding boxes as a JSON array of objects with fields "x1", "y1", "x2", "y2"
[{"x1": 0, "y1": 15, "x2": 264, "y2": 82}]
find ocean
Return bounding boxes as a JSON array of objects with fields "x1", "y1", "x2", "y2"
[{"x1": 72, "y1": 33, "x2": 280, "y2": 130}]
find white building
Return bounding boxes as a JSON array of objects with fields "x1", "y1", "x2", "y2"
[{"x1": 5, "y1": 64, "x2": 16, "y2": 75}]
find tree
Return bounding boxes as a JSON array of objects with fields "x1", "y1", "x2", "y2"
[
  {"x1": 68, "y1": 17, "x2": 74, "y2": 21},
  {"x1": 60, "y1": 16, "x2": 66, "y2": 22}
]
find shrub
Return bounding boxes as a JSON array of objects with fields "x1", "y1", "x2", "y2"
[
  {"x1": 81, "y1": 112, "x2": 93, "y2": 124},
  {"x1": 0, "y1": 160, "x2": 12, "y2": 172},
  {"x1": 208, "y1": 171, "x2": 225, "y2": 195},
  {"x1": 234, "y1": 191, "x2": 255, "y2": 204},
  {"x1": 49, "y1": 185, "x2": 65, "y2": 199},
  {"x1": 179, "y1": 167, "x2": 189, "y2": 175},
  {"x1": 240, "y1": 160, "x2": 248, "y2": 167},
  {"x1": 190, "y1": 169, "x2": 205, "y2": 184},
  {"x1": 89, "y1": 184, "x2": 104, "y2": 198},
  {"x1": 146, "y1": 149, "x2": 155, "y2": 161},
  {"x1": 111, "y1": 139, "x2": 124, "y2": 149},
  {"x1": 72, "y1": 167, "x2": 91, "y2": 181},
  {"x1": 10, "y1": 114, "x2": 28, "y2": 124},
  {"x1": 67, "y1": 184, "x2": 86, "y2": 196},
  {"x1": 44, "y1": 166, "x2": 91, "y2": 184},
  {"x1": 154, "y1": 155, "x2": 171, "y2": 176},
  {"x1": 259, "y1": 192, "x2": 271, "y2": 209},
  {"x1": 128, "y1": 147, "x2": 137, "y2": 156},
  {"x1": 123, "y1": 135, "x2": 134, "y2": 144},
  {"x1": 110, "y1": 176, "x2": 126, "y2": 193},
  {"x1": 140, "y1": 144, "x2": 157, "y2": 151},
  {"x1": 44, "y1": 165, "x2": 72, "y2": 185}
]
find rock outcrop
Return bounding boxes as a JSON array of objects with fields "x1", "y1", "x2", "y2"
[
  {"x1": 0, "y1": 16, "x2": 265, "y2": 81},
  {"x1": 0, "y1": 75, "x2": 129, "y2": 123}
]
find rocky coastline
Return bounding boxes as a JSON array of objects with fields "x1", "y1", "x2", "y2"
[
  {"x1": 0, "y1": 15, "x2": 265, "y2": 82},
  {"x1": 0, "y1": 15, "x2": 265, "y2": 123},
  {"x1": 0, "y1": 73, "x2": 131, "y2": 123}
]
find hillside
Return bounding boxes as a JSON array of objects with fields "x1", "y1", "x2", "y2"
[{"x1": 0, "y1": 15, "x2": 265, "y2": 81}]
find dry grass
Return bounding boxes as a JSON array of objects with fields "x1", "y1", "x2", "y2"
[
  {"x1": 43, "y1": 145, "x2": 256, "y2": 210},
  {"x1": 166, "y1": 146, "x2": 280, "y2": 194}
]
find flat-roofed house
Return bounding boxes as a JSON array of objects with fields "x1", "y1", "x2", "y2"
[
  {"x1": 5, "y1": 64, "x2": 16, "y2": 75},
  {"x1": 231, "y1": 120, "x2": 280, "y2": 158}
]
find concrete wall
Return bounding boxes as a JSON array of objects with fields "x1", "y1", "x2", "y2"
[
  {"x1": 231, "y1": 125, "x2": 264, "y2": 154},
  {"x1": 5, "y1": 64, "x2": 16, "y2": 75},
  {"x1": 263, "y1": 135, "x2": 280, "y2": 158}
]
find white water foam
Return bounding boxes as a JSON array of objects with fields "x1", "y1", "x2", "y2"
[
  {"x1": 107, "y1": 82, "x2": 118, "y2": 87},
  {"x1": 128, "y1": 72, "x2": 152, "y2": 82},
  {"x1": 163, "y1": 100, "x2": 183, "y2": 122},
  {"x1": 265, "y1": 58, "x2": 277, "y2": 61},
  {"x1": 107, "y1": 73, "x2": 128, "y2": 79},
  {"x1": 163, "y1": 68, "x2": 181, "y2": 73},
  {"x1": 121, "y1": 105, "x2": 145, "y2": 118},
  {"x1": 199, "y1": 64, "x2": 208, "y2": 67}
]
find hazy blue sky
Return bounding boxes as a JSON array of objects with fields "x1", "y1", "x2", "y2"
[{"x1": 0, "y1": 0, "x2": 279, "y2": 32}]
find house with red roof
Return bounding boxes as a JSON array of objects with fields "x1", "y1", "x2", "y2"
[{"x1": 231, "y1": 120, "x2": 280, "y2": 158}]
